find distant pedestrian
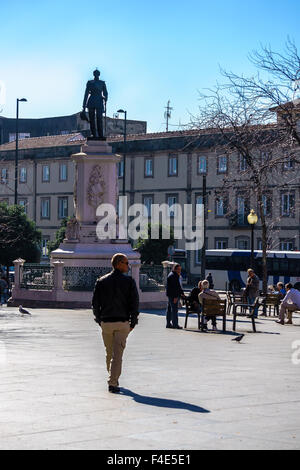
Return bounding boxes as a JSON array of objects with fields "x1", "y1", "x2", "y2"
[
  {"x1": 92, "y1": 253, "x2": 139, "y2": 394},
  {"x1": 166, "y1": 264, "x2": 185, "y2": 329},
  {"x1": 276, "y1": 283, "x2": 300, "y2": 325},
  {"x1": 198, "y1": 280, "x2": 220, "y2": 331},
  {"x1": 206, "y1": 273, "x2": 214, "y2": 290},
  {"x1": 245, "y1": 269, "x2": 260, "y2": 318},
  {"x1": 0, "y1": 277, "x2": 8, "y2": 305}
]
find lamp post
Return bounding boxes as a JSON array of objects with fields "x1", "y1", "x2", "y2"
[
  {"x1": 201, "y1": 174, "x2": 207, "y2": 279},
  {"x1": 117, "y1": 109, "x2": 127, "y2": 196},
  {"x1": 247, "y1": 209, "x2": 258, "y2": 269},
  {"x1": 15, "y1": 98, "x2": 27, "y2": 205}
]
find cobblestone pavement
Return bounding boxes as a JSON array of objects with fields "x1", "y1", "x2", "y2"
[{"x1": 0, "y1": 306, "x2": 300, "y2": 450}]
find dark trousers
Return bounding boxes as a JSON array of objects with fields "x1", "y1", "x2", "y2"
[
  {"x1": 88, "y1": 107, "x2": 104, "y2": 138},
  {"x1": 166, "y1": 297, "x2": 179, "y2": 327}
]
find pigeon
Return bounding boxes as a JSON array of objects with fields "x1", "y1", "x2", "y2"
[
  {"x1": 231, "y1": 334, "x2": 244, "y2": 342},
  {"x1": 19, "y1": 305, "x2": 31, "y2": 316}
]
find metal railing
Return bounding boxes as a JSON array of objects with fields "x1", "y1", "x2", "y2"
[
  {"x1": 20, "y1": 264, "x2": 54, "y2": 290},
  {"x1": 63, "y1": 266, "x2": 112, "y2": 291}
]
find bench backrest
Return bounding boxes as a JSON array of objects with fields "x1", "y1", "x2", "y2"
[
  {"x1": 202, "y1": 298, "x2": 227, "y2": 316},
  {"x1": 264, "y1": 294, "x2": 280, "y2": 306}
]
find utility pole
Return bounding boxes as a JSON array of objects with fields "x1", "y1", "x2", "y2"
[
  {"x1": 201, "y1": 174, "x2": 207, "y2": 280},
  {"x1": 164, "y1": 100, "x2": 173, "y2": 132}
]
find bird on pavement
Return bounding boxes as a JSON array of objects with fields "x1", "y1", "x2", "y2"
[
  {"x1": 231, "y1": 334, "x2": 244, "y2": 343},
  {"x1": 19, "y1": 305, "x2": 31, "y2": 316}
]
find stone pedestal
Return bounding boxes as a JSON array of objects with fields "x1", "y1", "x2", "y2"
[{"x1": 51, "y1": 140, "x2": 140, "y2": 272}]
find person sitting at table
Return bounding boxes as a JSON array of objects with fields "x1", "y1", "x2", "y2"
[
  {"x1": 198, "y1": 280, "x2": 220, "y2": 331},
  {"x1": 276, "y1": 282, "x2": 300, "y2": 325},
  {"x1": 276, "y1": 282, "x2": 286, "y2": 299}
]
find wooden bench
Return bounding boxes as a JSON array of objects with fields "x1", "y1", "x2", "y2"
[
  {"x1": 262, "y1": 294, "x2": 280, "y2": 316},
  {"x1": 202, "y1": 298, "x2": 227, "y2": 332}
]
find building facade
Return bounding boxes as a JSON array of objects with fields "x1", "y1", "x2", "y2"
[{"x1": 0, "y1": 127, "x2": 299, "y2": 281}]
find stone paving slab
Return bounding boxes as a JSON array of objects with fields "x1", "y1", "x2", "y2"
[{"x1": 0, "y1": 306, "x2": 300, "y2": 450}]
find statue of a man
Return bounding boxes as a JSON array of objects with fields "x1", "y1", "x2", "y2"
[{"x1": 82, "y1": 69, "x2": 108, "y2": 139}]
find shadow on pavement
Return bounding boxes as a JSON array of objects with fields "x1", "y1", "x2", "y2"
[{"x1": 120, "y1": 388, "x2": 210, "y2": 414}]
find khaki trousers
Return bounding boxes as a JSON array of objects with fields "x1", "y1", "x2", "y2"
[
  {"x1": 279, "y1": 302, "x2": 299, "y2": 322},
  {"x1": 100, "y1": 321, "x2": 131, "y2": 387}
]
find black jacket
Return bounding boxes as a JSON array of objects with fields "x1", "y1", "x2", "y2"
[
  {"x1": 92, "y1": 269, "x2": 139, "y2": 328},
  {"x1": 166, "y1": 271, "x2": 184, "y2": 299}
]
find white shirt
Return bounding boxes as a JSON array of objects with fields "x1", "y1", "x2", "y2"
[{"x1": 282, "y1": 288, "x2": 300, "y2": 308}]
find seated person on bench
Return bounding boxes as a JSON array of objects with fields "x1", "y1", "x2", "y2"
[
  {"x1": 199, "y1": 280, "x2": 221, "y2": 331},
  {"x1": 188, "y1": 281, "x2": 203, "y2": 313}
]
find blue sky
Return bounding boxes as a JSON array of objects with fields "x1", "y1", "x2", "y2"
[{"x1": 1, "y1": 0, "x2": 300, "y2": 132}]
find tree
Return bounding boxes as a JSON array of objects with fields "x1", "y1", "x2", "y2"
[
  {"x1": 135, "y1": 223, "x2": 174, "y2": 264},
  {"x1": 0, "y1": 203, "x2": 41, "y2": 277},
  {"x1": 192, "y1": 39, "x2": 300, "y2": 293},
  {"x1": 47, "y1": 217, "x2": 69, "y2": 253}
]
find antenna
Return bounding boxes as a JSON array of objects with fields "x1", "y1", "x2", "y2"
[{"x1": 164, "y1": 100, "x2": 173, "y2": 132}]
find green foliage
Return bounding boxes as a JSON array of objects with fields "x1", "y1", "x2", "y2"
[
  {"x1": 135, "y1": 223, "x2": 174, "y2": 264},
  {"x1": 47, "y1": 217, "x2": 69, "y2": 253},
  {"x1": 0, "y1": 203, "x2": 42, "y2": 267}
]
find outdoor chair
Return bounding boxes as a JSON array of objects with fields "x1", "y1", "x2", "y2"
[
  {"x1": 184, "y1": 297, "x2": 201, "y2": 329},
  {"x1": 262, "y1": 294, "x2": 280, "y2": 316},
  {"x1": 232, "y1": 297, "x2": 260, "y2": 332},
  {"x1": 202, "y1": 298, "x2": 227, "y2": 332}
]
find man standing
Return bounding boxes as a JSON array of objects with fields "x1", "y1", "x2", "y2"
[
  {"x1": 245, "y1": 268, "x2": 260, "y2": 318},
  {"x1": 166, "y1": 264, "x2": 185, "y2": 329},
  {"x1": 92, "y1": 253, "x2": 139, "y2": 393},
  {"x1": 276, "y1": 283, "x2": 300, "y2": 325},
  {"x1": 83, "y1": 69, "x2": 108, "y2": 139}
]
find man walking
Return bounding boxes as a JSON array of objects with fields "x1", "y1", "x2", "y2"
[
  {"x1": 166, "y1": 264, "x2": 185, "y2": 329},
  {"x1": 92, "y1": 253, "x2": 139, "y2": 393},
  {"x1": 276, "y1": 283, "x2": 300, "y2": 325},
  {"x1": 245, "y1": 268, "x2": 260, "y2": 318}
]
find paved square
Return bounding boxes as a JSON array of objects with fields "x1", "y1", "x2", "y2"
[{"x1": 0, "y1": 306, "x2": 300, "y2": 450}]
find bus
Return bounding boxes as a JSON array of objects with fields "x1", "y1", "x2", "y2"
[{"x1": 204, "y1": 249, "x2": 300, "y2": 291}]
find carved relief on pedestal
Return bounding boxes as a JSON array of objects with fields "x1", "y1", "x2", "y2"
[
  {"x1": 65, "y1": 217, "x2": 80, "y2": 241},
  {"x1": 87, "y1": 165, "x2": 106, "y2": 209}
]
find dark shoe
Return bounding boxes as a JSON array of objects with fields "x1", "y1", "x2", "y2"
[
  {"x1": 166, "y1": 324, "x2": 173, "y2": 328},
  {"x1": 173, "y1": 325, "x2": 183, "y2": 329},
  {"x1": 275, "y1": 320, "x2": 284, "y2": 325},
  {"x1": 108, "y1": 385, "x2": 121, "y2": 394}
]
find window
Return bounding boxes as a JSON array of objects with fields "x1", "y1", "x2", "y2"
[
  {"x1": 167, "y1": 195, "x2": 177, "y2": 217},
  {"x1": 59, "y1": 163, "x2": 68, "y2": 182},
  {"x1": 262, "y1": 194, "x2": 272, "y2": 217},
  {"x1": 118, "y1": 160, "x2": 124, "y2": 178},
  {"x1": 237, "y1": 196, "x2": 246, "y2": 225},
  {"x1": 168, "y1": 156, "x2": 178, "y2": 176},
  {"x1": 18, "y1": 199, "x2": 28, "y2": 214},
  {"x1": 58, "y1": 197, "x2": 68, "y2": 219},
  {"x1": 143, "y1": 195, "x2": 153, "y2": 217},
  {"x1": 41, "y1": 198, "x2": 50, "y2": 219},
  {"x1": 235, "y1": 236, "x2": 250, "y2": 250},
  {"x1": 239, "y1": 155, "x2": 247, "y2": 172},
  {"x1": 283, "y1": 156, "x2": 294, "y2": 170},
  {"x1": 9, "y1": 132, "x2": 30, "y2": 142},
  {"x1": 215, "y1": 239, "x2": 228, "y2": 249},
  {"x1": 280, "y1": 240, "x2": 294, "y2": 251},
  {"x1": 19, "y1": 167, "x2": 27, "y2": 183},
  {"x1": 0, "y1": 168, "x2": 8, "y2": 184},
  {"x1": 144, "y1": 158, "x2": 153, "y2": 177},
  {"x1": 215, "y1": 196, "x2": 227, "y2": 217},
  {"x1": 261, "y1": 151, "x2": 271, "y2": 164},
  {"x1": 218, "y1": 156, "x2": 227, "y2": 174},
  {"x1": 195, "y1": 195, "x2": 204, "y2": 217},
  {"x1": 42, "y1": 165, "x2": 50, "y2": 182},
  {"x1": 41, "y1": 237, "x2": 50, "y2": 257},
  {"x1": 281, "y1": 192, "x2": 295, "y2": 217},
  {"x1": 197, "y1": 156, "x2": 207, "y2": 174}
]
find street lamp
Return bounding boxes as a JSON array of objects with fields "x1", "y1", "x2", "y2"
[
  {"x1": 15, "y1": 98, "x2": 27, "y2": 205},
  {"x1": 247, "y1": 209, "x2": 258, "y2": 268},
  {"x1": 117, "y1": 109, "x2": 127, "y2": 196}
]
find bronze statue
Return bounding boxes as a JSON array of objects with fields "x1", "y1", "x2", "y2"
[{"x1": 82, "y1": 69, "x2": 108, "y2": 139}]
